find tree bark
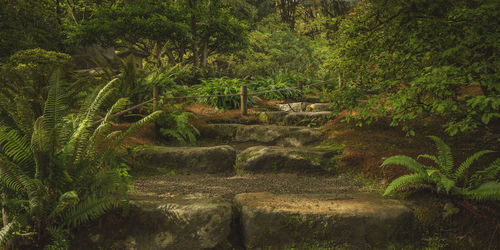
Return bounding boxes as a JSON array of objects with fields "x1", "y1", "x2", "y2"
[
  {"x1": 201, "y1": 35, "x2": 209, "y2": 68},
  {"x1": 189, "y1": 0, "x2": 199, "y2": 67}
]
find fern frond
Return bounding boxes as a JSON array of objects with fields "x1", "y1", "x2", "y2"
[
  {"x1": 0, "y1": 219, "x2": 18, "y2": 246},
  {"x1": 381, "y1": 155, "x2": 427, "y2": 175},
  {"x1": 463, "y1": 182, "x2": 500, "y2": 201},
  {"x1": 62, "y1": 196, "x2": 119, "y2": 228},
  {"x1": 43, "y1": 69, "x2": 68, "y2": 152},
  {"x1": 427, "y1": 136, "x2": 454, "y2": 175},
  {"x1": 384, "y1": 173, "x2": 429, "y2": 196},
  {"x1": 103, "y1": 98, "x2": 129, "y2": 123},
  {"x1": 0, "y1": 126, "x2": 34, "y2": 170},
  {"x1": 454, "y1": 150, "x2": 494, "y2": 181},
  {"x1": 417, "y1": 154, "x2": 439, "y2": 166},
  {"x1": 110, "y1": 111, "x2": 162, "y2": 147},
  {"x1": 50, "y1": 191, "x2": 80, "y2": 219},
  {"x1": 13, "y1": 97, "x2": 35, "y2": 136},
  {"x1": 45, "y1": 226, "x2": 69, "y2": 250}
]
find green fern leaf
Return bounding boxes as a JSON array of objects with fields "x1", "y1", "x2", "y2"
[
  {"x1": 427, "y1": 136, "x2": 454, "y2": 175},
  {"x1": 463, "y1": 182, "x2": 500, "y2": 201},
  {"x1": 417, "y1": 154, "x2": 439, "y2": 166},
  {"x1": 381, "y1": 155, "x2": 427, "y2": 175},
  {"x1": 0, "y1": 219, "x2": 18, "y2": 246},
  {"x1": 454, "y1": 150, "x2": 494, "y2": 181},
  {"x1": 62, "y1": 196, "x2": 119, "y2": 228},
  {"x1": 384, "y1": 173, "x2": 429, "y2": 196}
]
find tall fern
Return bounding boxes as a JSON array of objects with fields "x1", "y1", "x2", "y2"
[
  {"x1": 0, "y1": 72, "x2": 161, "y2": 248},
  {"x1": 381, "y1": 136, "x2": 500, "y2": 201}
]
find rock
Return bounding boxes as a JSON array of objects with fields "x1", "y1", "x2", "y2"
[
  {"x1": 133, "y1": 145, "x2": 236, "y2": 173},
  {"x1": 306, "y1": 103, "x2": 333, "y2": 112},
  {"x1": 236, "y1": 146, "x2": 342, "y2": 173},
  {"x1": 234, "y1": 192, "x2": 413, "y2": 249},
  {"x1": 276, "y1": 102, "x2": 309, "y2": 112},
  {"x1": 201, "y1": 124, "x2": 322, "y2": 147},
  {"x1": 258, "y1": 111, "x2": 332, "y2": 126},
  {"x1": 72, "y1": 193, "x2": 233, "y2": 249}
]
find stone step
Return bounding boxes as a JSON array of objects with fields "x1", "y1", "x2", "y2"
[
  {"x1": 275, "y1": 102, "x2": 333, "y2": 112},
  {"x1": 276, "y1": 102, "x2": 309, "y2": 112},
  {"x1": 258, "y1": 111, "x2": 332, "y2": 126},
  {"x1": 73, "y1": 193, "x2": 233, "y2": 249},
  {"x1": 132, "y1": 145, "x2": 236, "y2": 173},
  {"x1": 200, "y1": 124, "x2": 323, "y2": 147},
  {"x1": 306, "y1": 103, "x2": 333, "y2": 112},
  {"x1": 236, "y1": 146, "x2": 342, "y2": 174},
  {"x1": 234, "y1": 192, "x2": 413, "y2": 249}
]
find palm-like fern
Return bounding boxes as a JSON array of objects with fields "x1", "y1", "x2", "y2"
[
  {"x1": 381, "y1": 136, "x2": 500, "y2": 201},
  {"x1": 0, "y1": 70, "x2": 161, "y2": 247}
]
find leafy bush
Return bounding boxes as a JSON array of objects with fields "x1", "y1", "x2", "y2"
[
  {"x1": 381, "y1": 136, "x2": 500, "y2": 201},
  {"x1": 0, "y1": 72, "x2": 161, "y2": 247},
  {"x1": 249, "y1": 71, "x2": 303, "y2": 100},
  {"x1": 191, "y1": 77, "x2": 257, "y2": 110},
  {"x1": 326, "y1": 0, "x2": 500, "y2": 135},
  {"x1": 234, "y1": 14, "x2": 321, "y2": 78}
]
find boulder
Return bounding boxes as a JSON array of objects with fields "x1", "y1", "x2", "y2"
[
  {"x1": 200, "y1": 124, "x2": 322, "y2": 147},
  {"x1": 236, "y1": 146, "x2": 342, "y2": 173},
  {"x1": 258, "y1": 111, "x2": 332, "y2": 126},
  {"x1": 276, "y1": 102, "x2": 309, "y2": 112},
  {"x1": 133, "y1": 145, "x2": 236, "y2": 173},
  {"x1": 306, "y1": 103, "x2": 333, "y2": 112},
  {"x1": 73, "y1": 193, "x2": 233, "y2": 249},
  {"x1": 234, "y1": 192, "x2": 413, "y2": 249}
]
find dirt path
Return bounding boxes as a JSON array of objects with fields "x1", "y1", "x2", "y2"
[{"x1": 132, "y1": 173, "x2": 363, "y2": 201}]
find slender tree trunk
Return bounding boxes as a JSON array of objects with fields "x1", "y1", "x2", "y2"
[
  {"x1": 189, "y1": 0, "x2": 199, "y2": 67},
  {"x1": 201, "y1": 36, "x2": 209, "y2": 68}
]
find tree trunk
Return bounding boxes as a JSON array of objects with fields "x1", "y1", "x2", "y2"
[
  {"x1": 201, "y1": 36, "x2": 209, "y2": 68},
  {"x1": 189, "y1": 0, "x2": 199, "y2": 67}
]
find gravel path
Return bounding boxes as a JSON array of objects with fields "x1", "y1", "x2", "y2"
[{"x1": 132, "y1": 173, "x2": 363, "y2": 201}]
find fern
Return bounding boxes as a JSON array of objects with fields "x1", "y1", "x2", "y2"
[
  {"x1": 463, "y1": 182, "x2": 500, "y2": 201},
  {"x1": 427, "y1": 136, "x2": 454, "y2": 175},
  {"x1": 454, "y1": 150, "x2": 494, "y2": 181},
  {"x1": 62, "y1": 196, "x2": 119, "y2": 228},
  {"x1": 0, "y1": 220, "x2": 18, "y2": 246},
  {"x1": 381, "y1": 136, "x2": 500, "y2": 201},
  {"x1": 381, "y1": 155, "x2": 427, "y2": 175},
  {"x1": 383, "y1": 173, "x2": 428, "y2": 196}
]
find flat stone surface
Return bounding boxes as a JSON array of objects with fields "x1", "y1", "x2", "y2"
[
  {"x1": 234, "y1": 192, "x2": 413, "y2": 249},
  {"x1": 236, "y1": 146, "x2": 342, "y2": 174},
  {"x1": 73, "y1": 193, "x2": 233, "y2": 249},
  {"x1": 200, "y1": 124, "x2": 322, "y2": 147},
  {"x1": 132, "y1": 145, "x2": 236, "y2": 173}
]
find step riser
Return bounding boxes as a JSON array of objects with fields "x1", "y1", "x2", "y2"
[
  {"x1": 133, "y1": 145, "x2": 236, "y2": 173},
  {"x1": 200, "y1": 124, "x2": 323, "y2": 147}
]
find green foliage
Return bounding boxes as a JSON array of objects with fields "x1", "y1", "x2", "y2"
[
  {"x1": 1, "y1": 49, "x2": 73, "y2": 117},
  {"x1": 235, "y1": 14, "x2": 321, "y2": 77},
  {"x1": 381, "y1": 136, "x2": 500, "y2": 201},
  {"x1": 159, "y1": 110, "x2": 200, "y2": 146},
  {"x1": 326, "y1": 0, "x2": 500, "y2": 135},
  {"x1": 191, "y1": 77, "x2": 257, "y2": 110},
  {"x1": 0, "y1": 0, "x2": 65, "y2": 58},
  {"x1": 249, "y1": 71, "x2": 303, "y2": 100},
  {"x1": 0, "y1": 73, "x2": 161, "y2": 247}
]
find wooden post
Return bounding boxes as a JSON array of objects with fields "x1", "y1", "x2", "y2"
[
  {"x1": 240, "y1": 85, "x2": 248, "y2": 116},
  {"x1": 153, "y1": 85, "x2": 159, "y2": 111}
]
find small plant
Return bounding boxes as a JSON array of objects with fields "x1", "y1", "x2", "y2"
[
  {"x1": 381, "y1": 136, "x2": 500, "y2": 201},
  {"x1": 159, "y1": 111, "x2": 200, "y2": 146},
  {"x1": 249, "y1": 71, "x2": 303, "y2": 100}
]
